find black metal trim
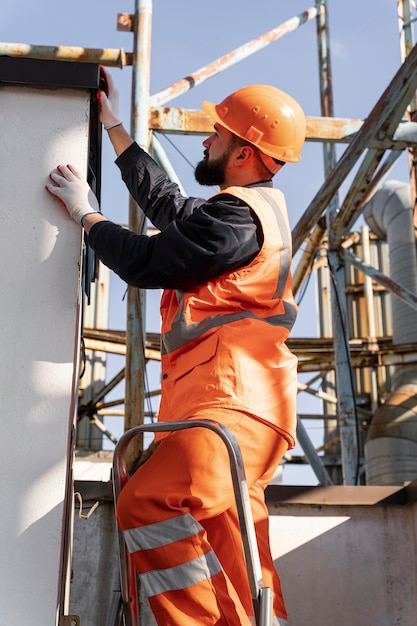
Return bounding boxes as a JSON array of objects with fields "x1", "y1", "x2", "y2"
[{"x1": 0, "y1": 56, "x2": 101, "y2": 89}]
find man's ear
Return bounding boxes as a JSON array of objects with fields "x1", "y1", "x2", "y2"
[{"x1": 235, "y1": 145, "x2": 256, "y2": 165}]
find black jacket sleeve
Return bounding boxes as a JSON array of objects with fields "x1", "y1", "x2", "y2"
[
  {"x1": 115, "y1": 142, "x2": 205, "y2": 229},
  {"x1": 87, "y1": 142, "x2": 263, "y2": 290}
]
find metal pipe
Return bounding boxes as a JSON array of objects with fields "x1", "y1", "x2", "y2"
[
  {"x1": 150, "y1": 7, "x2": 318, "y2": 107},
  {"x1": 292, "y1": 41, "x2": 417, "y2": 253},
  {"x1": 315, "y1": 0, "x2": 359, "y2": 484},
  {"x1": 343, "y1": 247, "x2": 417, "y2": 313},
  {"x1": 356, "y1": 150, "x2": 403, "y2": 213},
  {"x1": 361, "y1": 180, "x2": 417, "y2": 484},
  {"x1": 292, "y1": 220, "x2": 326, "y2": 297},
  {"x1": 361, "y1": 225, "x2": 379, "y2": 412},
  {"x1": 124, "y1": 0, "x2": 153, "y2": 454},
  {"x1": 0, "y1": 41, "x2": 128, "y2": 67},
  {"x1": 150, "y1": 134, "x2": 187, "y2": 195},
  {"x1": 296, "y1": 417, "x2": 333, "y2": 486}
]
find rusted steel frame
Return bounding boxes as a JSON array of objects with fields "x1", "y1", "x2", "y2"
[
  {"x1": 149, "y1": 107, "x2": 417, "y2": 150},
  {"x1": 328, "y1": 239, "x2": 362, "y2": 484},
  {"x1": 150, "y1": 133, "x2": 187, "y2": 194},
  {"x1": 343, "y1": 247, "x2": 417, "y2": 312},
  {"x1": 81, "y1": 330, "x2": 417, "y2": 373},
  {"x1": 78, "y1": 368, "x2": 126, "y2": 420},
  {"x1": 152, "y1": 108, "x2": 364, "y2": 139},
  {"x1": 292, "y1": 220, "x2": 326, "y2": 296},
  {"x1": 316, "y1": 0, "x2": 356, "y2": 484},
  {"x1": 301, "y1": 148, "x2": 400, "y2": 285},
  {"x1": 96, "y1": 388, "x2": 160, "y2": 412},
  {"x1": 297, "y1": 351, "x2": 417, "y2": 373},
  {"x1": 83, "y1": 336, "x2": 160, "y2": 360},
  {"x1": 294, "y1": 230, "x2": 353, "y2": 309},
  {"x1": 149, "y1": 7, "x2": 318, "y2": 107},
  {"x1": 298, "y1": 380, "x2": 338, "y2": 405},
  {"x1": 355, "y1": 150, "x2": 403, "y2": 211},
  {"x1": 0, "y1": 41, "x2": 129, "y2": 67},
  {"x1": 83, "y1": 328, "x2": 161, "y2": 349},
  {"x1": 335, "y1": 51, "x2": 417, "y2": 233},
  {"x1": 361, "y1": 226, "x2": 379, "y2": 412},
  {"x1": 335, "y1": 67, "x2": 417, "y2": 236},
  {"x1": 298, "y1": 380, "x2": 370, "y2": 421},
  {"x1": 96, "y1": 409, "x2": 157, "y2": 420},
  {"x1": 296, "y1": 416, "x2": 334, "y2": 485},
  {"x1": 305, "y1": 117, "x2": 417, "y2": 148},
  {"x1": 334, "y1": 147, "x2": 386, "y2": 236},
  {"x1": 335, "y1": 39, "x2": 417, "y2": 233},
  {"x1": 124, "y1": 0, "x2": 153, "y2": 455},
  {"x1": 382, "y1": 351, "x2": 417, "y2": 366},
  {"x1": 291, "y1": 41, "x2": 417, "y2": 254},
  {"x1": 89, "y1": 415, "x2": 119, "y2": 445}
]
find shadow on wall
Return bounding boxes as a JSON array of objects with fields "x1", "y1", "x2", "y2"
[{"x1": 270, "y1": 502, "x2": 417, "y2": 626}]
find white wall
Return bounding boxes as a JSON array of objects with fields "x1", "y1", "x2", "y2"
[{"x1": 0, "y1": 84, "x2": 90, "y2": 625}]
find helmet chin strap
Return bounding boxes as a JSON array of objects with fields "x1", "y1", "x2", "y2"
[{"x1": 258, "y1": 151, "x2": 282, "y2": 176}]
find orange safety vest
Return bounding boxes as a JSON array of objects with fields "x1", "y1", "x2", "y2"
[{"x1": 157, "y1": 186, "x2": 298, "y2": 448}]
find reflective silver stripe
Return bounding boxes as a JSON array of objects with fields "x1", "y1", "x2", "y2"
[
  {"x1": 161, "y1": 300, "x2": 297, "y2": 355},
  {"x1": 256, "y1": 188, "x2": 291, "y2": 299},
  {"x1": 139, "y1": 549, "x2": 222, "y2": 598},
  {"x1": 123, "y1": 513, "x2": 204, "y2": 553}
]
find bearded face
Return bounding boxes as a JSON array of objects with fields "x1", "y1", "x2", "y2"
[{"x1": 194, "y1": 148, "x2": 232, "y2": 187}]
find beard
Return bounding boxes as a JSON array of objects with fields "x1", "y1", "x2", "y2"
[{"x1": 194, "y1": 150, "x2": 230, "y2": 186}]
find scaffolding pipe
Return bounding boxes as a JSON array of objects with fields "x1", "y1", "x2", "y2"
[
  {"x1": 150, "y1": 6, "x2": 318, "y2": 107},
  {"x1": 292, "y1": 220, "x2": 326, "y2": 297},
  {"x1": 0, "y1": 41, "x2": 128, "y2": 66},
  {"x1": 296, "y1": 417, "x2": 333, "y2": 485},
  {"x1": 150, "y1": 133, "x2": 187, "y2": 195},
  {"x1": 124, "y1": 0, "x2": 153, "y2": 449},
  {"x1": 292, "y1": 41, "x2": 417, "y2": 253},
  {"x1": 343, "y1": 248, "x2": 417, "y2": 312},
  {"x1": 361, "y1": 225, "x2": 380, "y2": 412},
  {"x1": 315, "y1": 0, "x2": 357, "y2": 483}
]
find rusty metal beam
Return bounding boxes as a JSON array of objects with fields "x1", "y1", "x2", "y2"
[
  {"x1": 291, "y1": 41, "x2": 417, "y2": 254},
  {"x1": 343, "y1": 247, "x2": 417, "y2": 311},
  {"x1": 122, "y1": 0, "x2": 152, "y2": 469},
  {"x1": 334, "y1": 54, "x2": 417, "y2": 236},
  {"x1": 82, "y1": 328, "x2": 417, "y2": 373},
  {"x1": 292, "y1": 219, "x2": 326, "y2": 296},
  {"x1": 149, "y1": 108, "x2": 417, "y2": 149},
  {"x1": 0, "y1": 41, "x2": 129, "y2": 67},
  {"x1": 149, "y1": 7, "x2": 319, "y2": 107}
]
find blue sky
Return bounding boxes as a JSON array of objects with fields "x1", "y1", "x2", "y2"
[{"x1": 2, "y1": 1, "x2": 414, "y2": 483}]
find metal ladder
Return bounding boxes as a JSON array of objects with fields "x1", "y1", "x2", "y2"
[{"x1": 110, "y1": 419, "x2": 273, "y2": 626}]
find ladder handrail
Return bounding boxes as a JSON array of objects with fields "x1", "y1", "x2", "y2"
[{"x1": 112, "y1": 419, "x2": 272, "y2": 626}]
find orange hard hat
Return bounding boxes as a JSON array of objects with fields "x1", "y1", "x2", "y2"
[{"x1": 202, "y1": 84, "x2": 306, "y2": 167}]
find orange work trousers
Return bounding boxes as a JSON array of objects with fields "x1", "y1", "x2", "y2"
[{"x1": 117, "y1": 408, "x2": 289, "y2": 626}]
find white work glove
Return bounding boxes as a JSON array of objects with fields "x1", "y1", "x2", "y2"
[
  {"x1": 46, "y1": 165, "x2": 100, "y2": 225},
  {"x1": 98, "y1": 66, "x2": 121, "y2": 130}
]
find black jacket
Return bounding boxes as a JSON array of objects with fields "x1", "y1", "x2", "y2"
[{"x1": 88, "y1": 142, "x2": 271, "y2": 291}]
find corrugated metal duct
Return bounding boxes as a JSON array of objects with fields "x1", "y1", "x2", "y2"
[{"x1": 362, "y1": 180, "x2": 417, "y2": 485}]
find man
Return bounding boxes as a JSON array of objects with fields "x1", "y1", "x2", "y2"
[{"x1": 46, "y1": 68, "x2": 306, "y2": 626}]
